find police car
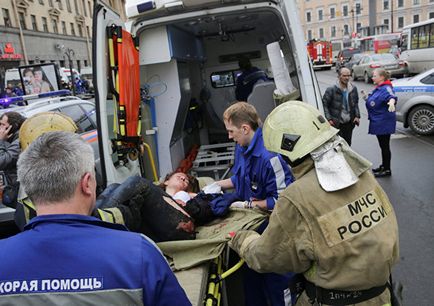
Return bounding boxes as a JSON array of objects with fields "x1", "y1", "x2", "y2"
[{"x1": 393, "y1": 68, "x2": 434, "y2": 135}]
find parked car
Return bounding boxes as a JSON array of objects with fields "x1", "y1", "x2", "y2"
[
  {"x1": 392, "y1": 68, "x2": 434, "y2": 135},
  {"x1": 335, "y1": 48, "x2": 361, "y2": 72},
  {"x1": 344, "y1": 53, "x2": 364, "y2": 72},
  {"x1": 352, "y1": 53, "x2": 407, "y2": 83}
]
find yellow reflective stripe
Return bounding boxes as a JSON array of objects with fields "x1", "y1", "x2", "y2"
[
  {"x1": 97, "y1": 209, "x2": 114, "y2": 223},
  {"x1": 103, "y1": 207, "x2": 125, "y2": 225},
  {"x1": 21, "y1": 198, "x2": 36, "y2": 223}
]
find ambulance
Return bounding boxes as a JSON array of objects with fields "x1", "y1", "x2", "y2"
[{"x1": 94, "y1": 0, "x2": 323, "y2": 304}]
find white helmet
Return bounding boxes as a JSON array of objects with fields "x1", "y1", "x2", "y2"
[{"x1": 263, "y1": 101, "x2": 338, "y2": 162}]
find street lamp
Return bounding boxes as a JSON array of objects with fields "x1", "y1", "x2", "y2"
[{"x1": 55, "y1": 44, "x2": 76, "y2": 96}]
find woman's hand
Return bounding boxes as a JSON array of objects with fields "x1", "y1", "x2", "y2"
[{"x1": 0, "y1": 124, "x2": 12, "y2": 141}]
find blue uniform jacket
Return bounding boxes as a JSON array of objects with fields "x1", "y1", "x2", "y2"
[
  {"x1": 0, "y1": 214, "x2": 191, "y2": 306},
  {"x1": 235, "y1": 67, "x2": 269, "y2": 101},
  {"x1": 231, "y1": 128, "x2": 294, "y2": 210},
  {"x1": 366, "y1": 81, "x2": 397, "y2": 135}
]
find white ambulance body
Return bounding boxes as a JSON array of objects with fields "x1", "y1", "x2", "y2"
[{"x1": 94, "y1": 1, "x2": 322, "y2": 303}]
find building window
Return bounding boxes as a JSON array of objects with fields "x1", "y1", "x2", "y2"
[
  {"x1": 62, "y1": 21, "x2": 67, "y2": 34},
  {"x1": 319, "y1": 28, "x2": 324, "y2": 39},
  {"x1": 42, "y1": 17, "x2": 48, "y2": 32},
  {"x1": 357, "y1": 22, "x2": 362, "y2": 32},
  {"x1": 331, "y1": 26, "x2": 336, "y2": 37},
  {"x1": 356, "y1": 3, "x2": 361, "y2": 15},
  {"x1": 48, "y1": 0, "x2": 53, "y2": 7},
  {"x1": 384, "y1": 19, "x2": 389, "y2": 30},
  {"x1": 82, "y1": 0, "x2": 87, "y2": 16},
  {"x1": 74, "y1": 0, "x2": 79, "y2": 14},
  {"x1": 318, "y1": 9, "x2": 323, "y2": 21},
  {"x1": 344, "y1": 24, "x2": 349, "y2": 35},
  {"x1": 86, "y1": 25, "x2": 90, "y2": 37},
  {"x1": 2, "y1": 8, "x2": 12, "y2": 27},
  {"x1": 398, "y1": 0, "x2": 404, "y2": 7},
  {"x1": 88, "y1": 1, "x2": 92, "y2": 16},
  {"x1": 306, "y1": 11, "x2": 311, "y2": 23},
  {"x1": 413, "y1": 0, "x2": 420, "y2": 4},
  {"x1": 343, "y1": 5, "x2": 348, "y2": 17},
  {"x1": 383, "y1": 0, "x2": 389, "y2": 10},
  {"x1": 58, "y1": 0, "x2": 63, "y2": 10},
  {"x1": 413, "y1": 15, "x2": 419, "y2": 23},
  {"x1": 78, "y1": 24, "x2": 83, "y2": 37},
  {"x1": 70, "y1": 22, "x2": 75, "y2": 35},
  {"x1": 18, "y1": 12, "x2": 27, "y2": 30},
  {"x1": 430, "y1": 12, "x2": 434, "y2": 19},
  {"x1": 66, "y1": 0, "x2": 72, "y2": 12},
  {"x1": 52, "y1": 19, "x2": 58, "y2": 33},
  {"x1": 39, "y1": 0, "x2": 44, "y2": 4},
  {"x1": 31, "y1": 15, "x2": 38, "y2": 30},
  {"x1": 330, "y1": 7, "x2": 336, "y2": 19},
  {"x1": 398, "y1": 16, "x2": 404, "y2": 29},
  {"x1": 307, "y1": 30, "x2": 312, "y2": 41}
]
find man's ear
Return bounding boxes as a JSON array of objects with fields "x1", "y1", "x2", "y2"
[
  {"x1": 241, "y1": 124, "x2": 251, "y2": 134},
  {"x1": 80, "y1": 172, "x2": 94, "y2": 196}
]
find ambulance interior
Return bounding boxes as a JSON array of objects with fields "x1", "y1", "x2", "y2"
[{"x1": 117, "y1": 7, "x2": 304, "y2": 181}]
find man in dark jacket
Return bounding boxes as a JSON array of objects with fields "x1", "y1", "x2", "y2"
[
  {"x1": 235, "y1": 57, "x2": 269, "y2": 101},
  {"x1": 322, "y1": 67, "x2": 360, "y2": 146}
]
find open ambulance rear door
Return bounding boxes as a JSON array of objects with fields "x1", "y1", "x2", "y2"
[{"x1": 93, "y1": 1, "x2": 149, "y2": 187}]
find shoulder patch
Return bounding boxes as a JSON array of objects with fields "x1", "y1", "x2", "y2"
[{"x1": 317, "y1": 187, "x2": 392, "y2": 247}]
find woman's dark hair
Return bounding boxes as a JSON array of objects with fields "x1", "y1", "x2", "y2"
[{"x1": 0, "y1": 112, "x2": 26, "y2": 135}]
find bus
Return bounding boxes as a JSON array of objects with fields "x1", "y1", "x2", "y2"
[
  {"x1": 399, "y1": 18, "x2": 434, "y2": 75},
  {"x1": 355, "y1": 33, "x2": 401, "y2": 54}
]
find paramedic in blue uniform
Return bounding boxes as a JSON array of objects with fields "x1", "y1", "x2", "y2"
[
  {"x1": 363, "y1": 68, "x2": 397, "y2": 178},
  {"x1": 235, "y1": 57, "x2": 269, "y2": 101},
  {"x1": 0, "y1": 131, "x2": 191, "y2": 306},
  {"x1": 216, "y1": 101, "x2": 295, "y2": 306}
]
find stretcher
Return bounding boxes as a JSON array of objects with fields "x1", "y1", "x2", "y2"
[{"x1": 158, "y1": 208, "x2": 267, "y2": 305}]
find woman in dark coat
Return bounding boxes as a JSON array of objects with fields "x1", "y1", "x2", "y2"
[{"x1": 364, "y1": 68, "x2": 397, "y2": 177}]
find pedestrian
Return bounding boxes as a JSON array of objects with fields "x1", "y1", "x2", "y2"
[
  {"x1": 362, "y1": 68, "x2": 397, "y2": 177},
  {"x1": 0, "y1": 111, "x2": 26, "y2": 188},
  {"x1": 230, "y1": 100, "x2": 399, "y2": 306},
  {"x1": 235, "y1": 57, "x2": 269, "y2": 101},
  {"x1": 322, "y1": 67, "x2": 360, "y2": 146},
  {"x1": 215, "y1": 101, "x2": 295, "y2": 306},
  {"x1": 0, "y1": 131, "x2": 191, "y2": 305}
]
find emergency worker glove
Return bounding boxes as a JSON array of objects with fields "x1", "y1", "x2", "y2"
[{"x1": 387, "y1": 100, "x2": 396, "y2": 112}]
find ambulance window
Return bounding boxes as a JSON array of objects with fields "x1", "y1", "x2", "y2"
[
  {"x1": 210, "y1": 71, "x2": 236, "y2": 88},
  {"x1": 59, "y1": 104, "x2": 94, "y2": 132},
  {"x1": 420, "y1": 73, "x2": 434, "y2": 85}
]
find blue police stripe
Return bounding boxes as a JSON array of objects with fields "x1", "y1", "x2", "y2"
[{"x1": 394, "y1": 86, "x2": 434, "y2": 93}]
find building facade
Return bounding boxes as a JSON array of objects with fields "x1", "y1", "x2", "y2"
[
  {"x1": 0, "y1": 0, "x2": 125, "y2": 88},
  {"x1": 298, "y1": 0, "x2": 434, "y2": 43}
]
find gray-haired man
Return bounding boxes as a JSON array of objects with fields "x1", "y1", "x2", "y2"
[{"x1": 0, "y1": 131, "x2": 190, "y2": 305}]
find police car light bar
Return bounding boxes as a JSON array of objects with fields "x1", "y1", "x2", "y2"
[
  {"x1": 0, "y1": 90, "x2": 71, "y2": 108},
  {"x1": 0, "y1": 96, "x2": 25, "y2": 108},
  {"x1": 126, "y1": 1, "x2": 156, "y2": 18}
]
